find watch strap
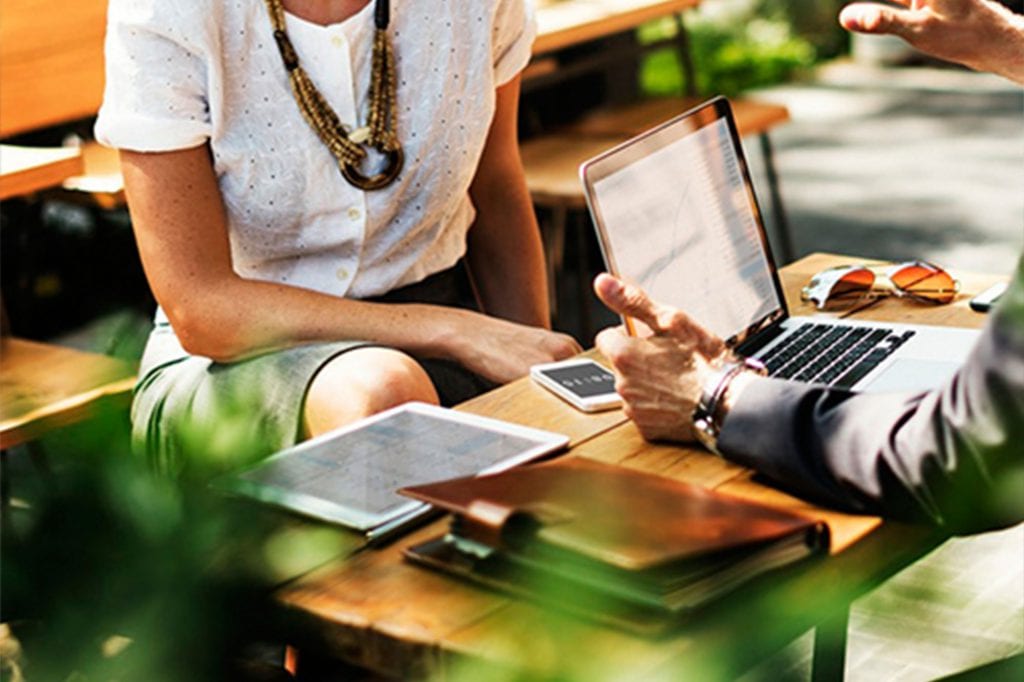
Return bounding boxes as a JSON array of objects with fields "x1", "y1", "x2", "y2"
[{"x1": 691, "y1": 357, "x2": 766, "y2": 455}]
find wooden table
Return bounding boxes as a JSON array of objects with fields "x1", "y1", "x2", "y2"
[
  {"x1": 275, "y1": 253, "x2": 1002, "y2": 680},
  {"x1": 0, "y1": 144, "x2": 84, "y2": 201},
  {"x1": 533, "y1": 0, "x2": 700, "y2": 55},
  {"x1": 0, "y1": 338, "x2": 136, "y2": 450}
]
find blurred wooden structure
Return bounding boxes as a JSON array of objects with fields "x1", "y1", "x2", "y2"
[
  {"x1": 0, "y1": 0, "x2": 136, "y2": 459},
  {"x1": 0, "y1": 0, "x2": 107, "y2": 137},
  {"x1": 0, "y1": 0, "x2": 124, "y2": 206},
  {"x1": 0, "y1": 337, "x2": 136, "y2": 450},
  {"x1": 0, "y1": 145, "x2": 84, "y2": 201}
]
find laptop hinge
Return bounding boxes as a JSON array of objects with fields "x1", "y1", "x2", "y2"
[{"x1": 735, "y1": 319, "x2": 787, "y2": 357}]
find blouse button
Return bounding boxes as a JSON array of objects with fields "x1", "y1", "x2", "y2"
[
  {"x1": 336, "y1": 266, "x2": 349, "y2": 281},
  {"x1": 347, "y1": 207, "x2": 362, "y2": 221},
  {"x1": 331, "y1": 35, "x2": 344, "y2": 48}
]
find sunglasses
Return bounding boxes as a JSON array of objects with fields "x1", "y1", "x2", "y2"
[{"x1": 801, "y1": 261, "x2": 960, "y2": 310}]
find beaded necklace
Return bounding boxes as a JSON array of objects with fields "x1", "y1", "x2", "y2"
[{"x1": 264, "y1": 0, "x2": 402, "y2": 190}]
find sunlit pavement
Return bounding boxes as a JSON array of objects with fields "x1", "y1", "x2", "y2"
[{"x1": 747, "y1": 61, "x2": 1024, "y2": 275}]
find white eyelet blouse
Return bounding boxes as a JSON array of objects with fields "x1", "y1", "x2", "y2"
[{"x1": 96, "y1": 0, "x2": 535, "y2": 299}]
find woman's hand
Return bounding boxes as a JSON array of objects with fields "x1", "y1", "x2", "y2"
[{"x1": 444, "y1": 310, "x2": 582, "y2": 384}]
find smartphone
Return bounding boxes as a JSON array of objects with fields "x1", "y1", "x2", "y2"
[
  {"x1": 969, "y1": 282, "x2": 1008, "y2": 313},
  {"x1": 530, "y1": 359, "x2": 621, "y2": 413}
]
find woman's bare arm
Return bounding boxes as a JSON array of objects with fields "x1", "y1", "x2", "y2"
[
  {"x1": 466, "y1": 75, "x2": 552, "y2": 330},
  {"x1": 121, "y1": 143, "x2": 578, "y2": 380}
]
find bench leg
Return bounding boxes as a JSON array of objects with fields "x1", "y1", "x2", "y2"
[
  {"x1": 812, "y1": 607, "x2": 850, "y2": 682},
  {"x1": 674, "y1": 13, "x2": 699, "y2": 98},
  {"x1": 1, "y1": 449, "x2": 9, "y2": 510},
  {"x1": 759, "y1": 132, "x2": 795, "y2": 264},
  {"x1": 540, "y1": 205, "x2": 568, "y2": 323},
  {"x1": 573, "y1": 210, "x2": 594, "y2": 343}
]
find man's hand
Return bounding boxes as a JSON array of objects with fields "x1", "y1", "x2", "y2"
[
  {"x1": 840, "y1": 0, "x2": 1024, "y2": 84},
  {"x1": 593, "y1": 273, "x2": 728, "y2": 442}
]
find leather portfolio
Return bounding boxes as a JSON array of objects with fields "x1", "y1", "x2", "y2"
[{"x1": 400, "y1": 457, "x2": 829, "y2": 634}]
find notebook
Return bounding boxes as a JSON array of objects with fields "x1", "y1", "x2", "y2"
[
  {"x1": 215, "y1": 402, "x2": 568, "y2": 545},
  {"x1": 400, "y1": 457, "x2": 829, "y2": 634},
  {"x1": 580, "y1": 96, "x2": 980, "y2": 392}
]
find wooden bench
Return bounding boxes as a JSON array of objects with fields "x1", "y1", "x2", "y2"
[
  {"x1": 0, "y1": 332, "x2": 136, "y2": 515},
  {"x1": 522, "y1": 97, "x2": 791, "y2": 210}
]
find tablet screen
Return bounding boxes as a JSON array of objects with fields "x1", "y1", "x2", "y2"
[{"x1": 219, "y1": 403, "x2": 568, "y2": 531}]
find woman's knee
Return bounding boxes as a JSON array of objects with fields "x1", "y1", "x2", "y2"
[{"x1": 303, "y1": 347, "x2": 438, "y2": 437}]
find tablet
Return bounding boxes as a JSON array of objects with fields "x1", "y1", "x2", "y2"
[{"x1": 216, "y1": 402, "x2": 569, "y2": 540}]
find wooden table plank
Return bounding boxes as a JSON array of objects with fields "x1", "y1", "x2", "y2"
[
  {"x1": 533, "y1": 0, "x2": 700, "y2": 56},
  {"x1": 568, "y1": 96, "x2": 790, "y2": 137},
  {"x1": 0, "y1": 0, "x2": 106, "y2": 138},
  {"x1": 778, "y1": 252, "x2": 1004, "y2": 330},
  {"x1": 0, "y1": 144, "x2": 84, "y2": 200},
  {"x1": 441, "y1": 521, "x2": 939, "y2": 681},
  {"x1": 0, "y1": 338, "x2": 136, "y2": 449},
  {"x1": 455, "y1": 351, "x2": 626, "y2": 447},
  {"x1": 281, "y1": 522, "x2": 516, "y2": 679}
]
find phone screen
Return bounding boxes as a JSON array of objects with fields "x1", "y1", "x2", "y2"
[{"x1": 537, "y1": 363, "x2": 616, "y2": 398}]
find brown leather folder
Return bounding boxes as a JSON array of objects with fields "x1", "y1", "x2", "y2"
[{"x1": 401, "y1": 457, "x2": 829, "y2": 634}]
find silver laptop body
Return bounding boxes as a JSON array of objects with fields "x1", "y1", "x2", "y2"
[{"x1": 580, "y1": 97, "x2": 978, "y2": 393}]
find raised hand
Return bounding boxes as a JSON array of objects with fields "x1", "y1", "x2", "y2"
[
  {"x1": 593, "y1": 273, "x2": 729, "y2": 442},
  {"x1": 840, "y1": 0, "x2": 1024, "y2": 83}
]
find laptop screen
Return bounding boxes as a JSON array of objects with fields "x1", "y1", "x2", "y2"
[{"x1": 582, "y1": 98, "x2": 786, "y2": 345}]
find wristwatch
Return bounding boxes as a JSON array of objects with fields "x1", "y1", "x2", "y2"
[{"x1": 691, "y1": 356, "x2": 767, "y2": 455}]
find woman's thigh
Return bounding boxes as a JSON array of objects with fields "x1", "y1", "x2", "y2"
[
  {"x1": 302, "y1": 347, "x2": 439, "y2": 438},
  {"x1": 132, "y1": 339, "x2": 368, "y2": 474}
]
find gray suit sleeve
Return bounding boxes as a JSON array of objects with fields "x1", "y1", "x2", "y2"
[{"x1": 717, "y1": 257, "x2": 1024, "y2": 534}]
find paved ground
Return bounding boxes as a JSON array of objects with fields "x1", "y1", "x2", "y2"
[{"x1": 747, "y1": 61, "x2": 1024, "y2": 275}]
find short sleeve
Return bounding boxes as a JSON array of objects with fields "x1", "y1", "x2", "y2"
[
  {"x1": 94, "y1": 0, "x2": 212, "y2": 151},
  {"x1": 492, "y1": 0, "x2": 538, "y2": 86}
]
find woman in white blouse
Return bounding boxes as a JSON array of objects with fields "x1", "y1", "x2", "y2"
[{"x1": 97, "y1": 0, "x2": 580, "y2": 469}]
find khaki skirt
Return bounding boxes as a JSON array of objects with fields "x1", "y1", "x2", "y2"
[{"x1": 131, "y1": 263, "x2": 495, "y2": 476}]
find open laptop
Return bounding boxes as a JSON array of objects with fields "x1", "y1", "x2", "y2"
[{"x1": 580, "y1": 97, "x2": 979, "y2": 393}]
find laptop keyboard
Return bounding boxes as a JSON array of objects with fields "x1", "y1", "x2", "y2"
[{"x1": 758, "y1": 323, "x2": 917, "y2": 389}]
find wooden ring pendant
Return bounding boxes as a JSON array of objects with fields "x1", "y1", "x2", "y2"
[{"x1": 342, "y1": 147, "x2": 403, "y2": 191}]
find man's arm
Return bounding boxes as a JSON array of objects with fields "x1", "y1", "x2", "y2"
[
  {"x1": 595, "y1": 262, "x2": 1024, "y2": 533},
  {"x1": 718, "y1": 260, "x2": 1024, "y2": 533}
]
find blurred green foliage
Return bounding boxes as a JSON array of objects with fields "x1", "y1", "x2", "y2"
[
  {"x1": 1, "y1": 402, "x2": 354, "y2": 681},
  {"x1": 639, "y1": 0, "x2": 848, "y2": 97}
]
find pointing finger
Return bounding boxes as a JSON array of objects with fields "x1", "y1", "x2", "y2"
[{"x1": 593, "y1": 273, "x2": 668, "y2": 333}]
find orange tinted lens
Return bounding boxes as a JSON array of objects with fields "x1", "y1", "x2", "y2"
[
  {"x1": 828, "y1": 268, "x2": 875, "y2": 300},
  {"x1": 890, "y1": 263, "x2": 958, "y2": 303}
]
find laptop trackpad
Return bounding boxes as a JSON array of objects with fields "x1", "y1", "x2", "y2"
[{"x1": 860, "y1": 358, "x2": 960, "y2": 393}]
